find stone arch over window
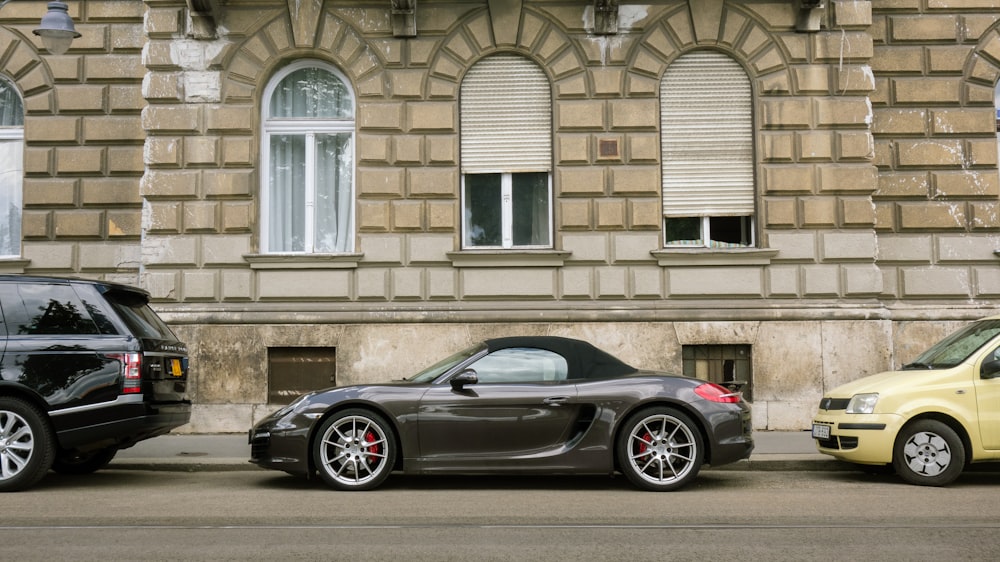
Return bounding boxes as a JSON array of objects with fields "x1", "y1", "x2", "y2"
[
  {"x1": 0, "y1": 29, "x2": 56, "y2": 111},
  {"x1": 427, "y1": 7, "x2": 588, "y2": 100},
  {"x1": 260, "y1": 60, "x2": 356, "y2": 254},
  {"x1": 629, "y1": 3, "x2": 793, "y2": 101},
  {"x1": 220, "y1": 12, "x2": 387, "y2": 104},
  {"x1": 963, "y1": 27, "x2": 1000, "y2": 104}
]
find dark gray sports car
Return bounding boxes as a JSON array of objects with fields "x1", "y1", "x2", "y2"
[{"x1": 249, "y1": 336, "x2": 753, "y2": 491}]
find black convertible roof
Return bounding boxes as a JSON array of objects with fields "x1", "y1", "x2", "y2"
[{"x1": 485, "y1": 336, "x2": 637, "y2": 380}]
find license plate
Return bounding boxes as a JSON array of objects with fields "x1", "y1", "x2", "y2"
[
  {"x1": 812, "y1": 423, "x2": 831, "y2": 440},
  {"x1": 171, "y1": 359, "x2": 183, "y2": 377}
]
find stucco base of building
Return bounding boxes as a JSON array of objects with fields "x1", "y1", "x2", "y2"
[
  {"x1": 176, "y1": 403, "x2": 267, "y2": 435},
  {"x1": 167, "y1": 317, "x2": 979, "y2": 433}
]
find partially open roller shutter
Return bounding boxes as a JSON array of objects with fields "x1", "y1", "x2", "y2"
[
  {"x1": 461, "y1": 54, "x2": 551, "y2": 174},
  {"x1": 661, "y1": 51, "x2": 754, "y2": 217}
]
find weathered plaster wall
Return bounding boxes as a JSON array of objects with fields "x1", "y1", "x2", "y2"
[{"x1": 172, "y1": 318, "x2": 911, "y2": 433}]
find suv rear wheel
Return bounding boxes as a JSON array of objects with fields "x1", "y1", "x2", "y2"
[{"x1": 0, "y1": 397, "x2": 55, "y2": 492}]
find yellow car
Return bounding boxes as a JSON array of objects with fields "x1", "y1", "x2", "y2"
[{"x1": 813, "y1": 316, "x2": 1000, "y2": 486}]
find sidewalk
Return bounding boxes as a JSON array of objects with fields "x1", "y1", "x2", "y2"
[{"x1": 110, "y1": 430, "x2": 847, "y2": 472}]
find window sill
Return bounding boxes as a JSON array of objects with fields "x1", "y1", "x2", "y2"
[
  {"x1": 447, "y1": 250, "x2": 570, "y2": 268},
  {"x1": 0, "y1": 258, "x2": 29, "y2": 274},
  {"x1": 651, "y1": 248, "x2": 777, "y2": 267},
  {"x1": 244, "y1": 253, "x2": 363, "y2": 269}
]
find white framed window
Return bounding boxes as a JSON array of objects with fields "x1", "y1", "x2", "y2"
[
  {"x1": 0, "y1": 75, "x2": 23, "y2": 258},
  {"x1": 460, "y1": 54, "x2": 552, "y2": 249},
  {"x1": 462, "y1": 172, "x2": 551, "y2": 247},
  {"x1": 661, "y1": 51, "x2": 756, "y2": 248},
  {"x1": 261, "y1": 60, "x2": 355, "y2": 254}
]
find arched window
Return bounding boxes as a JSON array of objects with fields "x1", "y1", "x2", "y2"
[
  {"x1": 661, "y1": 51, "x2": 756, "y2": 248},
  {"x1": 261, "y1": 60, "x2": 355, "y2": 253},
  {"x1": 460, "y1": 54, "x2": 552, "y2": 249},
  {"x1": 0, "y1": 76, "x2": 23, "y2": 258}
]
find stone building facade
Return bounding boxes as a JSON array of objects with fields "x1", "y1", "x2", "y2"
[{"x1": 1, "y1": 0, "x2": 999, "y2": 432}]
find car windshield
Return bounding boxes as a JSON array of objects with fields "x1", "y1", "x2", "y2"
[
  {"x1": 405, "y1": 343, "x2": 486, "y2": 383},
  {"x1": 904, "y1": 319, "x2": 1000, "y2": 370}
]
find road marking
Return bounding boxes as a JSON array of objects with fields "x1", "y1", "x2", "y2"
[{"x1": 2, "y1": 523, "x2": 999, "y2": 530}]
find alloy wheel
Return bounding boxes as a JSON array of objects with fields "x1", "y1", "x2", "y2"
[
  {"x1": 0, "y1": 410, "x2": 35, "y2": 482},
  {"x1": 626, "y1": 413, "x2": 698, "y2": 486},
  {"x1": 317, "y1": 414, "x2": 390, "y2": 488}
]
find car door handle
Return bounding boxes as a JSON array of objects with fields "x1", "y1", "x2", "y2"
[{"x1": 543, "y1": 396, "x2": 570, "y2": 405}]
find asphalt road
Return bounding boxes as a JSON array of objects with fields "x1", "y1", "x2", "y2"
[{"x1": 3, "y1": 469, "x2": 998, "y2": 561}]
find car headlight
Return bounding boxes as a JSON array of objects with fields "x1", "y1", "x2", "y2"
[
  {"x1": 846, "y1": 393, "x2": 879, "y2": 414},
  {"x1": 270, "y1": 392, "x2": 315, "y2": 419}
]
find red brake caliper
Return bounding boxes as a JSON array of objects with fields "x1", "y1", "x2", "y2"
[
  {"x1": 637, "y1": 432, "x2": 651, "y2": 460},
  {"x1": 365, "y1": 431, "x2": 380, "y2": 465}
]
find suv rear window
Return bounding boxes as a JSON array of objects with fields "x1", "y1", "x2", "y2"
[{"x1": 104, "y1": 290, "x2": 178, "y2": 340}]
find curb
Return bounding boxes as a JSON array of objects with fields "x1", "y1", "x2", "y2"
[
  {"x1": 108, "y1": 455, "x2": 848, "y2": 473},
  {"x1": 109, "y1": 460, "x2": 259, "y2": 472},
  {"x1": 711, "y1": 455, "x2": 853, "y2": 472}
]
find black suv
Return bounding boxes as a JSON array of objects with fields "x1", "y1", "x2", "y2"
[{"x1": 0, "y1": 275, "x2": 191, "y2": 491}]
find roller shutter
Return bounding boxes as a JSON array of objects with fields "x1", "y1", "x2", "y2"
[
  {"x1": 661, "y1": 51, "x2": 754, "y2": 217},
  {"x1": 461, "y1": 54, "x2": 552, "y2": 174}
]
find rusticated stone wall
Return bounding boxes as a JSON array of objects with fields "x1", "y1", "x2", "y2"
[
  {"x1": 872, "y1": 0, "x2": 1000, "y2": 298},
  {"x1": 2, "y1": 1, "x2": 145, "y2": 279},
  {"x1": 132, "y1": 1, "x2": 884, "y2": 309}
]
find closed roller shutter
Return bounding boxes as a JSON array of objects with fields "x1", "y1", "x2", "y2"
[
  {"x1": 461, "y1": 54, "x2": 552, "y2": 174},
  {"x1": 661, "y1": 51, "x2": 754, "y2": 217}
]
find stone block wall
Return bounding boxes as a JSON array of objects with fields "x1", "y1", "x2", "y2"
[
  {"x1": 3, "y1": 1, "x2": 145, "y2": 280},
  {"x1": 872, "y1": 0, "x2": 1000, "y2": 298},
  {"x1": 132, "y1": 1, "x2": 887, "y2": 307}
]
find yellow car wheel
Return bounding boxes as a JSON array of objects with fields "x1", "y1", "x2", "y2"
[{"x1": 892, "y1": 420, "x2": 965, "y2": 487}]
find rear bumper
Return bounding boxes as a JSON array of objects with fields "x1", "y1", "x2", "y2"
[
  {"x1": 700, "y1": 401, "x2": 755, "y2": 466},
  {"x1": 50, "y1": 395, "x2": 191, "y2": 450}
]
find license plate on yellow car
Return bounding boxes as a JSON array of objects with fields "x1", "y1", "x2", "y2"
[
  {"x1": 171, "y1": 359, "x2": 183, "y2": 377},
  {"x1": 812, "y1": 423, "x2": 831, "y2": 440}
]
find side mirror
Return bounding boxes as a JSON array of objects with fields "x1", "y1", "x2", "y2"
[
  {"x1": 981, "y1": 359, "x2": 1000, "y2": 380},
  {"x1": 450, "y1": 369, "x2": 478, "y2": 390}
]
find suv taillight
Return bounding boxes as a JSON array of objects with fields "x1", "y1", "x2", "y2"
[{"x1": 113, "y1": 353, "x2": 143, "y2": 394}]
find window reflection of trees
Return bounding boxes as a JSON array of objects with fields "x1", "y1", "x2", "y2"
[{"x1": 18, "y1": 299, "x2": 99, "y2": 335}]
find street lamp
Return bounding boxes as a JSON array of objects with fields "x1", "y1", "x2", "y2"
[
  {"x1": 32, "y1": 1, "x2": 80, "y2": 55},
  {"x1": 0, "y1": 1, "x2": 81, "y2": 55}
]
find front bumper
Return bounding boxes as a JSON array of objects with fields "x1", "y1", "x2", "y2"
[
  {"x1": 248, "y1": 420, "x2": 312, "y2": 475},
  {"x1": 812, "y1": 412, "x2": 905, "y2": 464}
]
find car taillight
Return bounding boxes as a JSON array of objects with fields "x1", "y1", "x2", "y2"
[
  {"x1": 113, "y1": 353, "x2": 143, "y2": 394},
  {"x1": 694, "y1": 382, "x2": 741, "y2": 403}
]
